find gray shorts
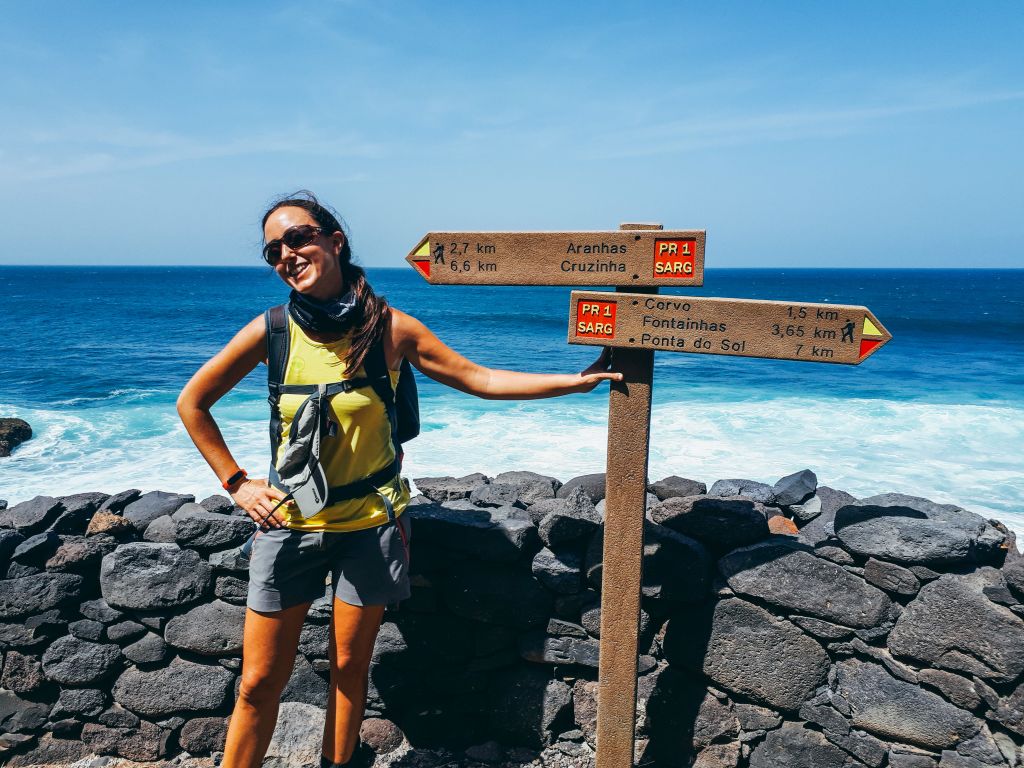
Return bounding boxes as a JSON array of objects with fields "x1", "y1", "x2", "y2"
[{"x1": 246, "y1": 513, "x2": 412, "y2": 612}]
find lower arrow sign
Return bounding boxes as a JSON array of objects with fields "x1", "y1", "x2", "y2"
[{"x1": 568, "y1": 291, "x2": 891, "y2": 364}]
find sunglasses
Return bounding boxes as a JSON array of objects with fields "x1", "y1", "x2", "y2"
[{"x1": 263, "y1": 225, "x2": 324, "y2": 265}]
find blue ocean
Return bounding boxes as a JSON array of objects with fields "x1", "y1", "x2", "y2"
[{"x1": 2, "y1": 267, "x2": 1022, "y2": 532}]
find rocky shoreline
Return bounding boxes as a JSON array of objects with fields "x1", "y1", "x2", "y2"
[{"x1": 2, "y1": 469, "x2": 1024, "y2": 768}]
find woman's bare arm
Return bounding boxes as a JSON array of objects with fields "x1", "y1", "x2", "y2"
[
  {"x1": 176, "y1": 316, "x2": 288, "y2": 527},
  {"x1": 388, "y1": 309, "x2": 622, "y2": 399}
]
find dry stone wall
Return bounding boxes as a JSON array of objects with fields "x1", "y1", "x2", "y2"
[{"x1": 1, "y1": 469, "x2": 1024, "y2": 768}]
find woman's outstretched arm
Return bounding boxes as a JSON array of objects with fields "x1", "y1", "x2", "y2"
[{"x1": 390, "y1": 309, "x2": 622, "y2": 399}]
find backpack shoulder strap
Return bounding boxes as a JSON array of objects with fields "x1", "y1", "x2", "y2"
[
  {"x1": 265, "y1": 304, "x2": 290, "y2": 471},
  {"x1": 363, "y1": 336, "x2": 401, "y2": 458}
]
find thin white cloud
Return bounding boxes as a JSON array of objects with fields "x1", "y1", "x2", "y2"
[
  {"x1": 586, "y1": 88, "x2": 1024, "y2": 159},
  {"x1": 0, "y1": 125, "x2": 386, "y2": 183}
]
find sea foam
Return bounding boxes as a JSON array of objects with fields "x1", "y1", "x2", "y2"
[{"x1": 3, "y1": 393, "x2": 1020, "y2": 534}]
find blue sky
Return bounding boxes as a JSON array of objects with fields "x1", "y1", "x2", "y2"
[{"x1": 1, "y1": 1, "x2": 1022, "y2": 267}]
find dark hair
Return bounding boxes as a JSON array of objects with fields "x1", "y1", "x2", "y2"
[{"x1": 262, "y1": 190, "x2": 389, "y2": 373}]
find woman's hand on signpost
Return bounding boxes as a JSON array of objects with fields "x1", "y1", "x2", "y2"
[{"x1": 570, "y1": 348, "x2": 622, "y2": 393}]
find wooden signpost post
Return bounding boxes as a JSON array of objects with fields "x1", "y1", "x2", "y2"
[{"x1": 406, "y1": 225, "x2": 891, "y2": 768}]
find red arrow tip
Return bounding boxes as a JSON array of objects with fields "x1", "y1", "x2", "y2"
[
  {"x1": 412, "y1": 259, "x2": 431, "y2": 278},
  {"x1": 859, "y1": 338, "x2": 883, "y2": 359}
]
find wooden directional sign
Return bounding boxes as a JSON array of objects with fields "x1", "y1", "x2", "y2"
[
  {"x1": 406, "y1": 230, "x2": 705, "y2": 286},
  {"x1": 568, "y1": 291, "x2": 892, "y2": 364}
]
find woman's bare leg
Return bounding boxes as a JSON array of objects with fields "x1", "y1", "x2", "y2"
[
  {"x1": 322, "y1": 598, "x2": 386, "y2": 764},
  {"x1": 222, "y1": 602, "x2": 312, "y2": 768}
]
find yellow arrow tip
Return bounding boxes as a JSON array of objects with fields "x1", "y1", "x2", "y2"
[
  {"x1": 414, "y1": 240, "x2": 430, "y2": 258},
  {"x1": 863, "y1": 317, "x2": 882, "y2": 337}
]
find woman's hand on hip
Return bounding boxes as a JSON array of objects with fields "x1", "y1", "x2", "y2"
[{"x1": 232, "y1": 479, "x2": 289, "y2": 529}]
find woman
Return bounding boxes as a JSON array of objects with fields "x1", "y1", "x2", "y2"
[{"x1": 177, "y1": 192, "x2": 621, "y2": 768}]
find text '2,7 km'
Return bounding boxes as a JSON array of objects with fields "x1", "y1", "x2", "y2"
[
  {"x1": 568, "y1": 291, "x2": 892, "y2": 364},
  {"x1": 405, "y1": 230, "x2": 706, "y2": 286}
]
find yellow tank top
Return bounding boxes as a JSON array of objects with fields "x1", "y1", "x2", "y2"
[{"x1": 273, "y1": 317, "x2": 410, "y2": 532}]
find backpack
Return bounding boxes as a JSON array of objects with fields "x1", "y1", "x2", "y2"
[{"x1": 263, "y1": 304, "x2": 419, "y2": 516}]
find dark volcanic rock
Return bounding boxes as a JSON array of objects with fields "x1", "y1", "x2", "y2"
[
  {"x1": 50, "y1": 492, "x2": 109, "y2": 534},
  {"x1": 532, "y1": 547, "x2": 582, "y2": 594},
  {"x1": 719, "y1": 538, "x2": 896, "y2": 627},
  {"x1": 106, "y1": 620, "x2": 146, "y2": 644},
  {"x1": 834, "y1": 494, "x2": 1005, "y2": 565},
  {"x1": 413, "y1": 473, "x2": 489, "y2": 503},
  {"x1": 164, "y1": 599, "x2": 245, "y2": 655},
  {"x1": 494, "y1": 470, "x2": 561, "y2": 503},
  {"x1": 41, "y1": 635, "x2": 122, "y2": 685},
  {"x1": 282, "y1": 654, "x2": 329, "y2": 707},
  {"x1": 557, "y1": 473, "x2": 606, "y2": 504},
  {"x1": 100, "y1": 542, "x2": 212, "y2": 610},
  {"x1": 444, "y1": 565, "x2": 553, "y2": 628},
  {"x1": 0, "y1": 495, "x2": 63, "y2": 535},
  {"x1": 46, "y1": 534, "x2": 117, "y2": 573},
  {"x1": 0, "y1": 572, "x2": 82, "y2": 617},
  {"x1": 749, "y1": 723, "x2": 852, "y2": 768},
  {"x1": 6, "y1": 735, "x2": 91, "y2": 767},
  {"x1": 1003, "y1": 558, "x2": 1024, "y2": 600},
  {"x1": 11, "y1": 529, "x2": 62, "y2": 564},
  {"x1": 831, "y1": 659, "x2": 981, "y2": 749},
  {"x1": 0, "y1": 528, "x2": 25, "y2": 563},
  {"x1": 864, "y1": 557, "x2": 921, "y2": 596},
  {"x1": 175, "y1": 510, "x2": 253, "y2": 550},
  {"x1": 113, "y1": 656, "x2": 233, "y2": 716},
  {"x1": 650, "y1": 495, "x2": 770, "y2": 552},
  {"x1": 489, "y1": 665, "x2": 571, "y2": 748},
  {"x1": 215, "y1": 574, "x2": 249, "y2": 604},
  {"x1": 537, "y1": 487, "x2": 600, "y2": 547},
  {"x1": 649, "y1": 475, "x2": 707, "y2": 501},
  {"x1": 122, "y1": 491, "x2": 195, "y2": 533},
  {"x1": 68, "y1": 619, "x2": 105, "y2": 641},
  {"x1": 97, "y1": 489, "x2": 141, "y2": 513},
  {"x1": 199, "y1": 494, "x2": 235, "y2": 514},
  {"x1": 1, "y1": 650, "x2": 44, "y2": 694},
  {"x1": 0, "y1": 688, "x2": 50, "y2": 732},
  {"x1": 142, "y1": 514, "x2": 177, "y2": 543},
  {"x1": 587, "y1": 520, "x2": 711, "y2": 603},
  {"x1": 179, "y1": 716, "x2": 228, "y2": 755},
  {"x1": 519, "y1": 632, "x2": 600, "y2": 668},
  {"x1": 708, "y1": 478, "x2": 776, "y2": 504},
  {"x1": 81, "y1": 719, "x2": 169, "y2": 761},
  {"x1": 409, "y1": 502, "x2": 538, "y2": 563},
  {"x1": 773, "y1": 469, "x2": 817, "y2": 506},
  {"x1": 667, "y1": 599, "x2": 829, "y2": 711},
  {"x1": 123, "y1": 632, "x2": 169, "y2": 665},
  {"x1": 888, "y1": 571, "x2": 1024, "y2": 683},
  {"x1": 79, "y1": 598, "x2": 124, "y2": 624},
  {"x1": 0, "y1": 418, "x2": 32, "y2": 456},
  {"x1": 51, "y1": 688, "x2": 107, "y2": 718}
]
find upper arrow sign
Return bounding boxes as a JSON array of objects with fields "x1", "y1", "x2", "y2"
[
  {"x1": 568, "y1": 291, "x2": 892, "y2": 364},
  {"x1": 406, "y1": 230, "x2": 705, "y2": 286}
]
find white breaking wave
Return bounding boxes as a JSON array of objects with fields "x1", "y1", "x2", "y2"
[{"x1": 1, "y1": 395, "x2": 1022, "y2": 535}]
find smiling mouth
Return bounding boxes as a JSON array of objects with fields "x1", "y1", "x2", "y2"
[{"x1": 288, "y1": 263, "x2": 309, "y2": 279}]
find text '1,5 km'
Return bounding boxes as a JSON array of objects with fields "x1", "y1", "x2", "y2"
[
  {"x1": 568, "y1": 291, "x2": 892, "y2": 364},
  {"x1": 405, "y1": 230, "x2": 706, "y2": 286}
]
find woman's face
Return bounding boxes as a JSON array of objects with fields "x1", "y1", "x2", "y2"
[{"x1": 264, "y1": 206, "x2": 345, "y2": 300}]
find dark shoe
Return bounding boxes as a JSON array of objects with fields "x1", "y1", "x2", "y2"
[{"x1": 320, "y1": 741, "x2": 374, "y2": 768}]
